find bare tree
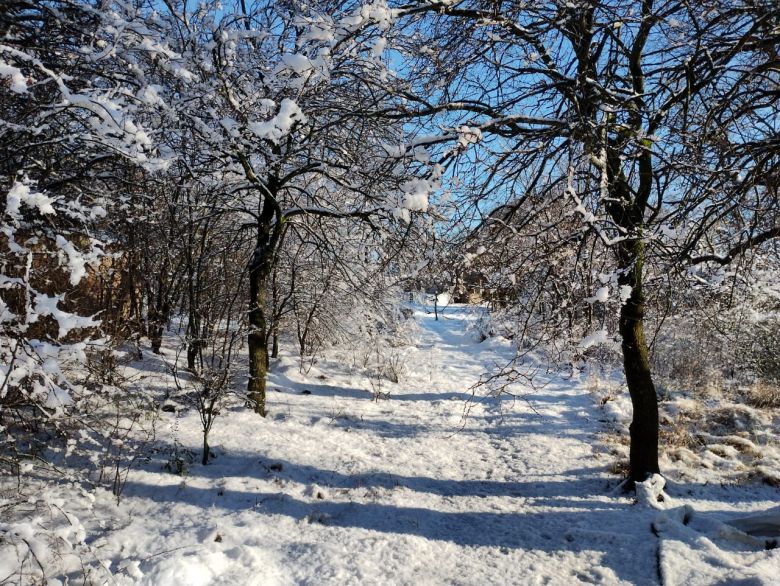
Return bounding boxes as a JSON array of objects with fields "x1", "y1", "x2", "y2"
[
  {"x1": 389, "y1": 0, "x2": 780, "y2": 483},
  {"x1": 150, "y1": 0, "x2": 419, "y2": 416}
]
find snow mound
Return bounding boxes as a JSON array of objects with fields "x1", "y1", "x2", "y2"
[
  {"x1": 653, "y1": 505, "x2": 780, "y2": 585},
  {"x1": 141, "y1": 547, "x2": 290, "y2": 586},
  {"x1": 635, "y1": 474, "x2": 668, "y2": 508},
  {"x1": 730, "y1": 507, "x2": 780, "y2": 539}
]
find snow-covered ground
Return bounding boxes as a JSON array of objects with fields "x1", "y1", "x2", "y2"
[{"x1": 3, "y1": 305, "x2": 779, "y2": 585}]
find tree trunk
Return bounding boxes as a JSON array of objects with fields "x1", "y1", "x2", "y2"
[
  {"x1": 270, "y1": 265, "x2": 280, "y2": 359},
  {"x1": 607, "y1": 141, "x2": 660, "y2": 484},
  {"x1": 149, "y1": 276, "x2": 170, "y2": 354},
  {"x1": 202, "y1": 430, "x2": 210, "y2": 466},
  {"x1": 150, "y1": 326, "x2": 164, "y2": 354},
  {"x1": 247, "y1": 244, "x2": 272, "y2": 416},
  {"x1": 187, "y1": 341, "x2": 199, "y2": 371},
  {"x1": 149, "y1": 310, "x2": 165, "y2": 354},
  {"x1": 271, "y1": 326, "x2": 279, "y2": 359},
  {"x1": 244, "y1": 171, "x2": 283, "y2": 416},
  {"x1": 616, "y1": 238, "x2": 660, "y2": 483}
]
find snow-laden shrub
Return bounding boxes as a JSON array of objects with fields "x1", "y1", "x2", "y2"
[
  {"x1": 315, "y1": 290, "x2": 419, "y2": 397},
  {"x1": 1, "y1": 2, "x2": 179, "y2": 579},
  {"x1": 360, "y1": 308, "x2": 418, "y2": 398},
  {"x1": 1, "y1": 181, "x2": 102, "y2": 465},
  {"x1": 80, "y1": 350, "x2": 159, "y2": 497},
  {"x1": 650, "y1": 268, "x2": 780, "y2": 391},
  {"x1": 170, "y1": 320, "x2": 246, "y2": 466},
  {"x1": 0, "y1": 494, "x2": 88, "y2": 585}
]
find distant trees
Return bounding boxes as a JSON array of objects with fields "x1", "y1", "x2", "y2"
[{"x1": 0, "y1": 0, "x2": 431, "y2": 482}]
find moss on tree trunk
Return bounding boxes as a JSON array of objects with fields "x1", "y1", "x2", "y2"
[
  {"x1": 247, "y1": 246, "x2": 271, "y2": 416},
  {"x1": 616, "y1": 238, "x2": 660, "y2": 482}
]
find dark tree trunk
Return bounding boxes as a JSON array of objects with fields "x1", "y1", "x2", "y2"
[
  {"x1": 202, "y1": 430, "x2": 210, "y2": 466},
  {"x1": 241, "y1": 168, "x2": 284, "y2": 416},
  {"x1": 607, "y1": 133, "x2": 660, "y2": 483},
  {"x1": 270, "y1": 266, "x2": 280, "y2": 359},
  {"x1": 150, "y1": 329, "x2": 163, "y2": 354},
  {"x1": 187, "y1": 340, "x2": 200, "y2": 371},
  {"x1": 616, "y1": 238, "x2": 660, "y2": 483},
  {"x1": 149, "y1": 303, "x2": 168, "y2": 354},
  {"x1": 148, "y1": 269, "x2": 172, "y2": 354},
  {"x1": 246, "y1": 183, "x2": 282, "y2": 415},
  {"x1": 298, "y1": 329, "x2": 306, "y2": 360},
  {"x1": 271, "y1": 327, "x2": 279, "y2": 359},
  {"x1": 601, "y1": 0, "x2": 660, "y2": 485},
  {"x1": 247, "y1": 244, "x2": 272, "y2": 416}
]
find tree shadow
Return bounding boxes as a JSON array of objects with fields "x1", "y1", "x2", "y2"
[
  {"x1": 181, "y1": 449, "x2": 616, "y2": 499},
  {"x1": 663, "y1": 478, "x2": 780, "y2": 504},
  {"x1": 121, "y1": 460, "x2": 658, "y2": 585}
]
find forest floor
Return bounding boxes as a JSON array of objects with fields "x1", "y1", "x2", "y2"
[{"x1": 3, "y1": 305, "x2": 780, "y2": 585}]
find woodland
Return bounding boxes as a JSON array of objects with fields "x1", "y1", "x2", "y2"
[{"x1": 1, "y1": 1, "x2": 779, "y2": 584}]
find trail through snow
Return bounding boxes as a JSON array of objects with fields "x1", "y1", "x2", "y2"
[{"x1": 76, "y1": 306, "x2": 778, "y2": 585}]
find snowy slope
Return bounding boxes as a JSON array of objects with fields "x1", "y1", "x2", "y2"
[{"x1": 3, "y1": 306, "x2": 778, "y2": 585}]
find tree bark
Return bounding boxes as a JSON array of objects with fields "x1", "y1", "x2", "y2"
[
  {"x1": 270, "y1": 265, "x2": 280, "y2": 359},
  {"x1": 607, "y1": 139, "x2": 661, "y2": 483},
  {"x1": 247, "y1": 243, "x2": 271, "y2": 416},
  {"x1": 201, "y1": 430, "x2": 210, "y2": 466},
  {"x1": 186, "y1": 340, "x2": 200, "y2": 371},
  {"x1": 604, "y1": 0, "x2": 660, "y2": 475},
  {"x1": 616, "y1": 238, "x2": 660, "y2": 483},
  {"x1": 271, "y1": 327, "x2": 279, "y2": 359},
  {"x1": 149, "y1": 301, "x2": 168, "y2": 354},
  {"x1": 245, "y1": 175, "x2": 283, "y2": 416}
]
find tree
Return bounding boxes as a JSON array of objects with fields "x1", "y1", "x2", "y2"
[
  {"x1": 0, "y1": 0, "x2": 174, "y2": 467},
  {"x1": 149, "y1": 0, "x2": 427, "y2": 415},
  {"x1": 390, "y1": 0, "x2": 780, "y2": 483},
  {"x1": 171, "y1": 231, "x2": 248, "y2": 466}
]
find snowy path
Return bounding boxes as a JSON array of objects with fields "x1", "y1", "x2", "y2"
[{"x1": 88, "y1": 306, "x2": 778, "y2": 585}]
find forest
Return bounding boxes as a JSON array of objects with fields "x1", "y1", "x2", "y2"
[{"x1": 1, "y1": 1, "x2": 779, "y2": 584}]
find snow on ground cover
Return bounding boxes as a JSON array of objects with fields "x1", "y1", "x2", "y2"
[
  {"x1": 595, "y1": 371, "x2": 780, "y2": 489},
  {"x1": 2, "y1": 305, "x2": 779, "y2": 584}
]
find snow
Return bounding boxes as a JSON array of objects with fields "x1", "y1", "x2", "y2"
[
  {"x1": 371, "y1": 37, "x2": 387, "y2": 58},
  {"x1": 653, "y1": 505, "x2": 780, "y2": 585},
  {"x1": 2, "y1": 306, "x2": 779, "y2": 584},
  {"x1": 456, "y1": 126, "x2": 482, "y2": 147},
  {"x1": 0, "y1": 59, "x2": 28, "y2": 93},
  {"x1": 412, "y1": 145, "x2": 430, "y2": 163},
  {"x1": 55, "y1": 235, "x2": 89, "y2": 285},
  {"x1": 6, "y1": 182, "x2": 55, "y2": 218},
  {"x1": 579, "y1": 328, "x2": 610, "y2": 350},
  {"x1": 635, "y1": 474, "x2": 667, "y2": 508},
  {"x1": 619, "y1": 285, "x2": 632, "y2": 303},
  {"x1": 32, "y1": 293, "x2": 97, "y2": 338},
  {"x1": 280, "y1": 53, "x2": 314, "y2": 75},
  {"x1": 297, "y1": 15, "x2": 336, "y2": 44},
  {"x1": 587, "y1": 286, "x2": 610, "y2": 304},
  {"x1": 249, "y1": 99, "x2": 308, "y2": 144}
]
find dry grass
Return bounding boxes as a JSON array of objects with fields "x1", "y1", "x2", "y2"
[
  {"x1": 659, "y1": 401, "x2": 706, "y2": 451},
  {"x1": 595, "y1": 368, "x2": 780, "y2": 484},
  {"x1": 659, "y1": 422, "x2": 704, "y2": 451},
  {"x1": 608, "y1": 459, "x2": 630, "y2": 476},
  {"x1": 719, "y1": 435, "x2": 763, "y2": 458},
  {"x1": 706, "y1": 404, "x2": 762, "y2": 435},
  {"x1": 742, "y1": 381, "x2": 780, "y2": 409},
  {"x1": 755, "y1": 466, "x2": 780, "y2": 487}
]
